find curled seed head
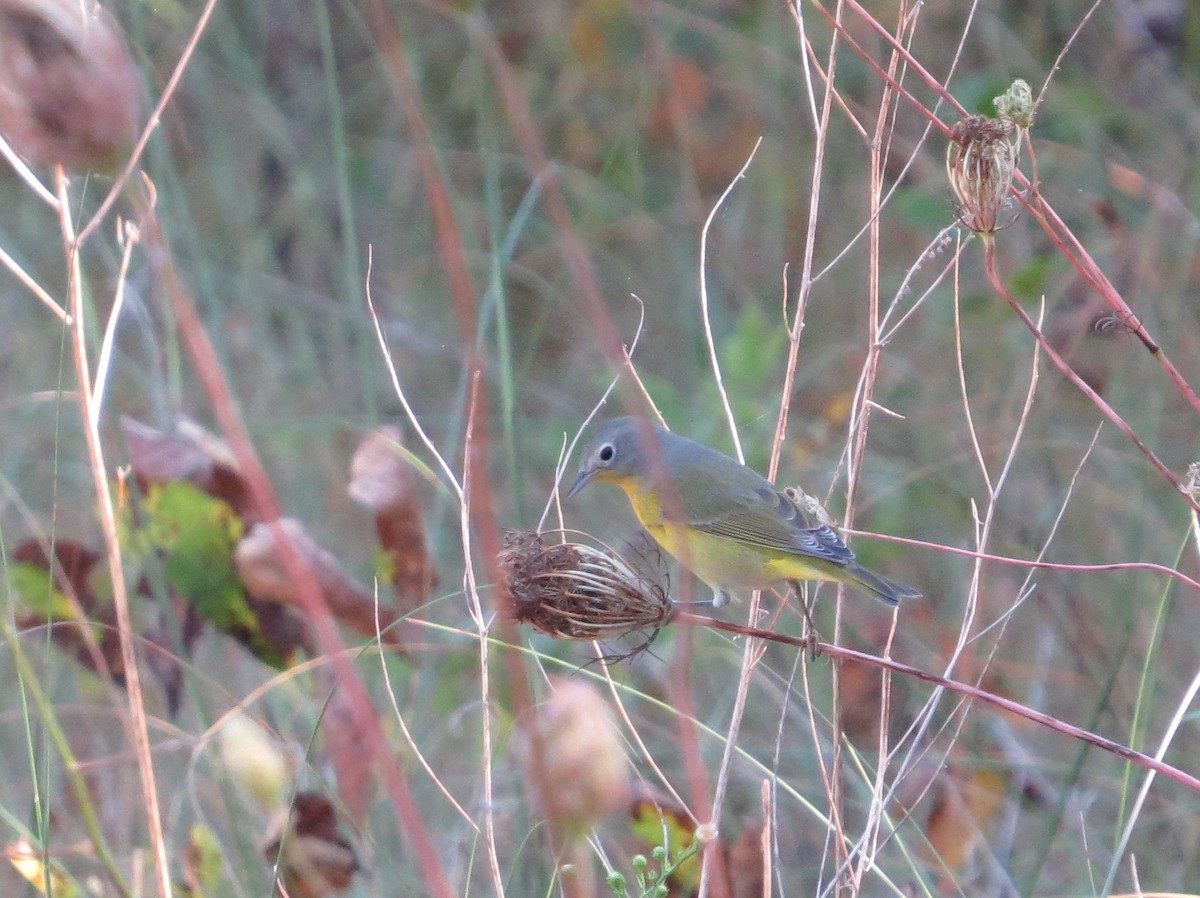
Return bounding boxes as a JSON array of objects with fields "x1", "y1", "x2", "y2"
[
  {"x1": 499, "y1": 529, "x2": 674, "y2": 646},
  {"x1": 0, "y1": 0, "x2": 141, "y2": 172},
  {"x1": 946, "y1": 115, "x2": 1019, "y2": 235},
  {"x1": 522, "y1": 678, "x2": 630, "y2": 837}
]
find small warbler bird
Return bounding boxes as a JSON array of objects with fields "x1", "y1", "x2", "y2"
[{"x1": 567, "y1": 416, "x2": 920, "y2": 607}]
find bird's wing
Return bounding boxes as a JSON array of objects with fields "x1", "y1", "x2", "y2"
[{"x1": 687, "y1": 482, "x2": 856, "y2": 566}]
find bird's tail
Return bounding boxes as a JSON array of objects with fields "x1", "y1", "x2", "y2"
[{"x1": 844, "y1": 562, "x2": 922, "y2": 606}]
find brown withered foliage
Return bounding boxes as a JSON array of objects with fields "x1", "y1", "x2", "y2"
[
  {"x1": 236, "y1": 518, "x2": 406, "y2": 647},
  {"x1": 122, "y1": 417, "x2": 255, "y2": 522},
  {"x1": 347, "y1": 426, "x2": 436, "y2": 616},
  {"x1": 12, "y1": 538, "x2": 124, "y2": 679},
  {"x1": 0, "y1": 0, "x2": 140, "y2": 171},
  {"x1": 263, "y1": 792, "x2": 360, "y2": 898}
]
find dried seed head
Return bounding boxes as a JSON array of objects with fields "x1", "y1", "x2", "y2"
[
  {"x1": 1091, "y1": 310, "x2": 1138, "y2": 338},
  {"x1": 262, "y1": 792, "x2": 360, "y2": 898},
  {"x1": 523, "y1": 678, "x2": 630, "y2": 837},
  {"x1": 499, "y1": 530, "x2": 674, "y2": 646},
  {"x1": 218, "y1": 713, "x2": 290, "y2": 808},
  {"x1": 946, "y1": 115, "x2": 1019, "y2": 236},
  {"x1": 0, "y1": 0, "x2": 141, "y2": 172}
]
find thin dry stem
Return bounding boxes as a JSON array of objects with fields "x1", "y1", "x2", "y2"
[
  {"x1": 595, "y1": 652, "x2": 697, "y2": 824},
  {"x1": 366, "y1": 251, "x2": 504, "y2": 895},
  {"x1": 847, "y1": 530, "x2": 1200, "y2": 596},
  {"x1": 77, "y1": 0, "x2": 219, "y2": 245},
  {"x1": 374, "y1": 589, "x2": 478, "y2": 831},
  {"x1": 983, "y1": 241, "x2": 1198, "y2": 513},
  {"x1": 694, "y1": 137, "x2": 774, "y2": 898},
  {"x1": 849, "y1": 1, "x2": 925, "y2": 877},
  {"x1": 0, "y1": 241, "x2": 70, "y2": 324},
  {"x1": 461, "y1": 381, "x2": 508, "y2": 898},
  {"x1": 774, "y1": 5, "x2": 851, "y2": 893},
  {"x1": 699, "y1": 136, "x2": 762, "y2": 464},
  {"x1": 540, "y1": 294, "x2": 648, "y2": 533},
  {"x1": 57, "y1": 169, "x2": 170, "y2": 898},
  {"x1": 671, "y1": 612, "x2": 1200, "y2": 794},
  {"x1": 0, "y1": 131, "x2": 58, "y2": 206},
  {"x1": 93, "y1": 219, "x2": 140, "y2": 430},
  {"x1": 1102, "y1": 667, "x2": 1200, "y2": 893},
  {"x1": 365, "y1": 249, "x2": 465, "y2": 503}
]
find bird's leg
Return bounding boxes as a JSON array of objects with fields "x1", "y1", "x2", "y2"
[
  {"x1": 788, "y1": 580, "x2": 821, "y2": 660},
  {"x1": 669, "y1": 586, "x2": 730, "y2": 609}
]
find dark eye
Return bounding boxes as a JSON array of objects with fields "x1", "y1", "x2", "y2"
[{"x1": 598, "y1": 443, "x2": 615, "y2": 463}]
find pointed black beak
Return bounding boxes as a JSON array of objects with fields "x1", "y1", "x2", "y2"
[{"x1": 566, "y1": 468, "x2": 594, "y2": 498}]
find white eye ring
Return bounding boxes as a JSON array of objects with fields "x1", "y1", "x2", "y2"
[{"x1": 598, "y1": 443, "x2": 615, "y2": 463}]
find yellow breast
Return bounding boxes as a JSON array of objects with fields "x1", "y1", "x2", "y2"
[{"x1": 614, "y1": 477, "x2": 814, "y2": 591}]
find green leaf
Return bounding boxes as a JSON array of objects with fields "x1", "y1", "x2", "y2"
[
  {"x1": 8, "y1": 562, "x2": 77, "y2": 621},
  {"x1": 137, "y1": 482, "x2": 249, "y2": 631},
  {"x1": 126, "y1": 482, "x2": 293, "y2": 666},
  {"x1": 629, "y1": 802, "x2": 700, "y2": 893}
]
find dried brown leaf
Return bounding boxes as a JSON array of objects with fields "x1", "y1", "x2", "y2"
[
  {"x1": 236, "y1": 518, "x2": 404, "y2": 645},
  {"x1": 12, "y1": 538, "x2": 124, "y2": 683},
  {"x1": 263, "y1": 792, "x2": 360, "y2": 898},
  {"x1": 925, "y1": 767, "x2": 1007, "y2": 876},
  {"x1": 348, "y1": 426, "x2": 435, "y2": 615},
  {"x1": 0, "y1": 0, "x2": 140, "y2": 171},
  {"x1": 122, "y1": 417, "x2": 253, "y2": 520}
]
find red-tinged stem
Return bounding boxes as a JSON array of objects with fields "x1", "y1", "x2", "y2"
[
  {"x1": 140, "y1": 212, "x2": 456, "y2": 898},
  {"x1": 464, "y1": 12, "x2": 723, "y2": 892},
  {"x1": 843, "y1": 529, "x2": 1200, "y2": 595},
  {"x1": 828, "y1": 0, "x2": 1200, "y2": 417},
  {"x1": 672, "y1": 612, "x2": 1200, "y2": 794},
  {"x1": 1028, "y1": 198, "x2": 1200, "y2": 417},
  {"x1": 982, "y1": 240, "x2": 1197, "y2": 514}
]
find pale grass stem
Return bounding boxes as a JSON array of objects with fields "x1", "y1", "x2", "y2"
[
  {"x1": 365, "y1": 251, "x2": 503, "y2": 898},
  {"x1": 57, "y1": 168, "x2": 171, "y2": 898}
]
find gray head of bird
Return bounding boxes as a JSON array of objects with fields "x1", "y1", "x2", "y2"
[{"x1": 566, "y1": 417, "x2": 652, "y2": 497}]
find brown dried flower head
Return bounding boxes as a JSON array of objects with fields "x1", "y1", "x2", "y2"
[
  {"x1": 523, "y1": 678, "x2": 631, "y2": 837},
  {"x1": 0, "y1": 0, "x2": 141, "y2": 172},
  {"x1": 499, "y1": 529, "x2": 674, "y2": 645},
  {"x1": 946, "y1": 115, "x2": 1019, "y2": 236}
]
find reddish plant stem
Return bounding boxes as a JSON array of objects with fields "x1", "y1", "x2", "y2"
[
  {"x1": 672, "y1": 612, "x2": 1200, "y2": 794},
  {"x1": 825, "y1": 0, "x2": 1200, "y2": 417},
  {"x1": 139, "y1": 212, "x2": 455, "y2": 898},
  {"x1": 364, "y1": 10, "x2": 547, "y2": 893},
  {"x1": 361, "y1": 1, "x2": 480, "y2": 354},
  {"x1": 847, "y1": 530, "x2": 1200, "y2": 595},
  {"x1": 465, "y1": 10, "x2": 721, "y2": 889},
  {"x1": 983, "y1": 240, "x2": 1196, "y2": 513}
]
